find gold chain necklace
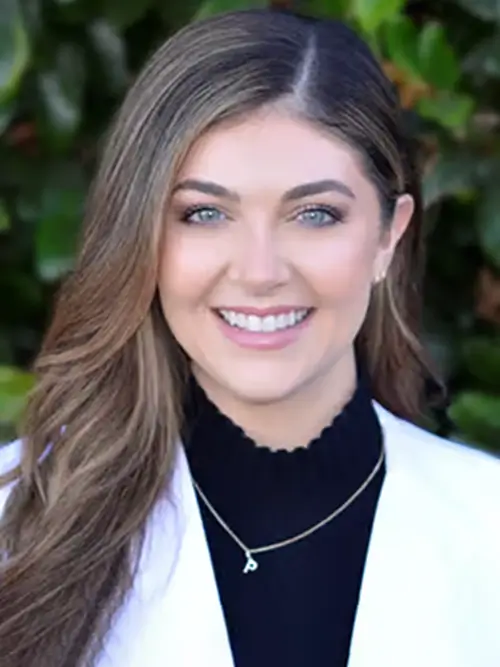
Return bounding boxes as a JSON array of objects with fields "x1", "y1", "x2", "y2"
[{"x1": 192, "y1": 441, "x2": 385, "y2": 574}]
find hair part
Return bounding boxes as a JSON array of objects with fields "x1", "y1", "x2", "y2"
[{"x1": 0, "y1": 8, "x2": 442, "y2": 665}]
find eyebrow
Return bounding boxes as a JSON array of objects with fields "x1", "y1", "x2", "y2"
[{"x1": 171, "y1": 178, "x2": 356, "y2": 202}]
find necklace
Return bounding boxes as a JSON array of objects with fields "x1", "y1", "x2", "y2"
[{"x1": 192, "y1": 440, "x2": 385, "y2": 574}]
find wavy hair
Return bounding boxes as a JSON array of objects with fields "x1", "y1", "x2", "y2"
[{"x1": 0, "y1": 9, "x2": 439, "y2": 665}]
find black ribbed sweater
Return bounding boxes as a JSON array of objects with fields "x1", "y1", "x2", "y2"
[{"x1": 183, "y1": 373, "x2": 384, "y2": 667}]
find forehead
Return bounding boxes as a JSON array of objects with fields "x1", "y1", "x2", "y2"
[{"x1": 175, "y1": 108, "x2": 368, "y2": 193}]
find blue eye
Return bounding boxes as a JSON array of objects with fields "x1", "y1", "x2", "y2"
[
  {"x1": 181, "y1": 206, "x2": 227, "y2": 225},
  {"x1": 298, "y1": 206, "x2": 345, "y2": 227}
]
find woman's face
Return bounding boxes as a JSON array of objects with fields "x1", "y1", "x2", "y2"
[{"x1": 159, "y1": 108, "x2": 412, "y2": 404}]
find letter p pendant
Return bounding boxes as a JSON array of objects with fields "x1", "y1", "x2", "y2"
[{"x1": 243, "y1": 552, "x2": 258, "y2": 574}]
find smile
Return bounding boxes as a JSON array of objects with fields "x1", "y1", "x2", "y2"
[{"x1": 216, "y1": 308, "x2": 313, "y2": 333}]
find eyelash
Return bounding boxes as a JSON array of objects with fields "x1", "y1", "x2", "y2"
[
  {"x1": 179, "y1": 203, "x2": 347, "y2": 227},
  {"x1": 297, "y1": 204, "x2": 346, "y2": 227},
  {"x1": 180, "y1": 205, "x2": 226, "y2": 225}
]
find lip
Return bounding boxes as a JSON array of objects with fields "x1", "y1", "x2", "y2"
[{"x1": 213, "y1": 307, "x2": 314, "y2": 351}]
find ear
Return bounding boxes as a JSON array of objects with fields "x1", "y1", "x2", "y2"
[{"x1": 373, "y1": 194, "x2": 414, "y2": 283}]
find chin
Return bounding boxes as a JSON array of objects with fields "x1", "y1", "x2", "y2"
[{"x1": 216, "y1": 367, "x2": 309, "y2": 406}]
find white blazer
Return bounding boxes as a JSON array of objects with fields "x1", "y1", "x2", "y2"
[{"x1": 1, "y1": 404, "x2": 500, "y2": 667}]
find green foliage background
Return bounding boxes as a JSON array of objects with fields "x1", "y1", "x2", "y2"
[{"x1": 1, "y1": 0, "x2": 500, "y2": 450}]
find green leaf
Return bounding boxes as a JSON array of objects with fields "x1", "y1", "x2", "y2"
[
  {"x1": 35, "y1": 167, "x2": 85, "y2": 281},
  {"x1": 475, "y1": 156, "x2": 500, "y2": 184},
  {"x1": 302, "y1": 0, "x2": 351, "y2": 18},
  {"x1": 423, "y1": 151, "x2": 478, "y2": 207},
  {"x1": 448, "y1": 391, "x2": 500, "y2": 450},
  {"x1": 0, "y1": 0, "x2": 30, "y2": 104},
  {"x1": 417, "y1": 91, "x2": 474, "y2": 130},
  {"x1": 382, "y1": 15, "x2": 423, "y2": 81},
  {"x1": 0, "y1": 366, "x2": 35, "y2": 425},
  {"x1": 463, "y1": 33, "x2": 500, "y2": 79},
  {"x1": 352, "y1": 0, "x2": 405, "y2": 34},
  {"x1": 51, "y1": 0, "x2": 95, "y2": 24},
  {"x1": 0, "y1": 199, "x2": 10, "y2": 231},
  {"x1": 454, "y1": 0, "x2": 500, "y2": 22},
  {"x1": 194, "y1": 0, "x2": 268, "y2": 21},
  {"x1": 102, "y1": 0, "x2": 154, "y2": 28},
  {"x1": 157, "y1": 0, "x2": 203, "y2": 28},
  {"x1": 418, "y1": 22, "x2": 460, "y2": 90},
  {"x1": 0, "y1": 100, "x2": 14, "y2": 134},
  {"x1": 87, "y1": 20, "x2": 129, "y2": 94},
  {"x1": 37, "y1": 43, "x2": 85, "y2": 149},
  {"x1": 21, "y1": 0, "x2": 43, "y2": 35},
  {"x1": 477, "y1": 185, "x2": 500, "y2": 269},
  {"x1": 462, "y1": 336, "x2": 500, "y2": 389}
]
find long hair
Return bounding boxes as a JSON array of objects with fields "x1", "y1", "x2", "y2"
[{"x1": 0, "y1": 9, "x2": 439, "y2": 665}]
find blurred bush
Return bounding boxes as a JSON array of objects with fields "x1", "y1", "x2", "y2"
[{"x1": 1, "y1": 0, "x2": 499, "y2": 450}]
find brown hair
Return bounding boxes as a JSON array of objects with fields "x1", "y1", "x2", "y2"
[{"x1": 0, "y1": 9, "x2": 439, "y2": 665}]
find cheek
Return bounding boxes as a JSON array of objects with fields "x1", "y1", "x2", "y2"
[
  {"x1": 158, "y1": 231, "x2": 221, "y2": 313},
  {"x1": 301, "y1": 229, "x2": 376, "y2": 304}
]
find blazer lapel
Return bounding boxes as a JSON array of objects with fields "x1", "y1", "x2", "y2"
[
  {"x1": 347, "y1": 405, "x2": 463, "y2": 667},
  {"x1": 98, "y1": 444, "x2": 234, "y2": 667}
]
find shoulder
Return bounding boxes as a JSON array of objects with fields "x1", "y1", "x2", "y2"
[
  {"x1": 375, "y1": 402, "x2": 500, "y2": 518},
  {"x1": 0, "y1": 439, "x2": 22, "y2": 513},
  {"x1": 375, "y1": 403, "x2": 500, "y2": 615}
]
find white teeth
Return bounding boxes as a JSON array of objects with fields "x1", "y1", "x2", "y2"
[
  {"x1": 218, "y1": 309, "x2": 310, "y2": 332},
  {"x1": 247, "y1": 315, "x2": 261, "y2": 332},
  {"x1": 262, "y1": 315, "x2": 275, "y2": 332}
]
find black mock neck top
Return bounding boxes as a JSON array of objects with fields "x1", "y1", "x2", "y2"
[{"x1": 183, "y1": 370, "x2": 385, "y2": 667}]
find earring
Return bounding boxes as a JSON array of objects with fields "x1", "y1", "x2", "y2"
[{"x1": 374, "y1": 270, "x2": 386, "y2": 285}]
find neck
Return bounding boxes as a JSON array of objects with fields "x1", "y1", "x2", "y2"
[{"x1": 192, "y1": 349, "x2": 358, "y2": 451}]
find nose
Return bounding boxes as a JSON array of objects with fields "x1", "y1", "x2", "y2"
[{"x1": 228, "y1": 225, "x2": 291, "y2": 295}]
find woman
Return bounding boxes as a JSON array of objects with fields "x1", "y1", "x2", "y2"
[{"x1": 0, "y1": 8, "x2": 499, "y2": 667}]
